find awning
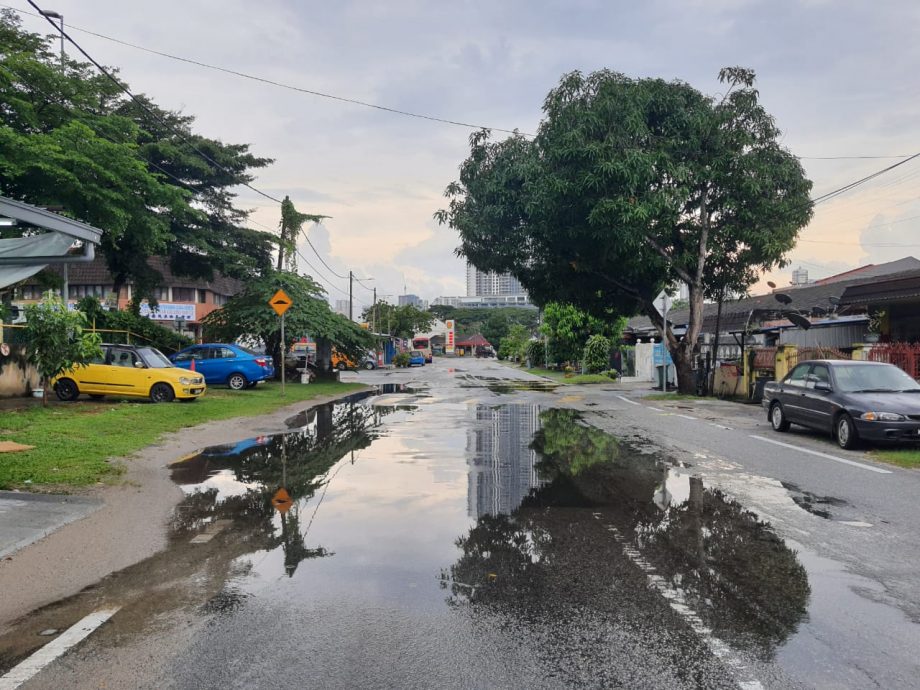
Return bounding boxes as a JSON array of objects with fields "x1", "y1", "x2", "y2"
[
  {"x1": 0, "y1": 233, "x2": 77, "y2": 288},
  {"x1": 0, "y1": 196, "x2": 104, "y2": 290}
]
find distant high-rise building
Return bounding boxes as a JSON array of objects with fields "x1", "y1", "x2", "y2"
[
  {"x1": 466, "y1": 404, "x2": 543, "y2": 518},
  {"x1": 334, "y1": 299, "x2": 350, "y2": 317},
  {"x1": 398, "y1": 294, "x2": 427, "y2": 309},
  {"x1": 466, "y1": 263, "x2": 526, "y2": 298}
]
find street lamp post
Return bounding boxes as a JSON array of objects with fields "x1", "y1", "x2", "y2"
[{"x1": 39, "y1": 10, "x2": 64, "y2": 68}]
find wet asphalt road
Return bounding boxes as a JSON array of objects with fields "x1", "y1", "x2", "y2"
[{"x1": 2, "y1": 358, "x2": 920, "y2": 689}]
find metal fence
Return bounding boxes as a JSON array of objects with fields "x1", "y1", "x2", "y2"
[
  {"x1": 791, "y1": 346, "x2": 851, "y2": 368},
  {"x1": 0, "y1": 324, "x2": 154, "y2": 348},
  {"x1": 867, "y1": 343, "x2": 920, "y2": 380}
]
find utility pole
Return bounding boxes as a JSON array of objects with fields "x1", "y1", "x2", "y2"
[
  {"x1": 348, "y1": 270, "x2": 353, "y2": 321},
  {"x1": 372, "y1": 287, "x2": 377, "y2": 332},
  {"x1": 661, "y1": 291, "x2": 669, "y2": 392}
]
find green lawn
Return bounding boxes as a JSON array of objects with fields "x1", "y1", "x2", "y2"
[
  {"x1": 869, "y1": 449, "x2": 920, "y2": 469},
  {"x1": 0, "y1": 381, "x2": 366, "y2": 490},
  {"x1": 523, "y1": 367, "x2": 615, "y2": 384},
  {"x1": 644, "y1": 393, "x2": 701, "y2": 401}
]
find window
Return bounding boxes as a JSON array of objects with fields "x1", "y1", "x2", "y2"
[
  {"x1": 108, "y1": 348, "x2": 139, "y2": 368},
  {"x1": 197, "y1": 289, "x2": 208, "y2": 304},
  {"x1": 69, "y1": 285, "x2": 111, "y2": 299},
  {"x1": 212, "y1": 293, "x2": 228, "y2": 306},
  {"x1": 172, "y1": 287, "x2": 196, "y2": 302},
  {"x1": 174, "y1": 347, "x2": 204, "y2": 362},
  {"x1": 152, "y1": 287, "x2": 170, "y2": 301},
  {"x1": 806, "y1": 364, "x2": 830, "y2": 389},
  {"x1": 214, "y1": 347, "x2": 236, "y2": 359},
  {"x1": 786, "y1": 364, "x2": 810, "y2": 387}
]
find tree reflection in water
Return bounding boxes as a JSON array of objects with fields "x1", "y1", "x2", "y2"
[
  {"x1": 443, "y1": 409, "x2": 810, "y2": 658},
  {"x1": 171, "y1": 401, "x2": 387, "y2": 578}
]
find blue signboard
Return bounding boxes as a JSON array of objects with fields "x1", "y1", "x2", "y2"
[{"x1": 653, "y1": 342, "x2": 673, "y2": 366}]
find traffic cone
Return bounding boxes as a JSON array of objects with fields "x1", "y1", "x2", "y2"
[{"x1": 190, "y1": 358, "x2": 196, "y2": 372}]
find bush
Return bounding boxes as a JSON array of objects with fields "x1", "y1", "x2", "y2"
[
  {"x1": 582, "y1": 334, "x2": 611, "y2": 374},
  {"x1": 393, "y1": 351, "x2": 411, "y2": 368},
  {"x1": 604, "y1": 369, "x2": 619, "y2": 380},
  {"x1": 76, "y1": 297, "x2": 192, "y2": 354},
  {"x1": 526, "y1": 340, "x2": 545, "y2": 368}
]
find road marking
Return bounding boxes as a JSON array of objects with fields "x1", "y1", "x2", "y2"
[
  {"x1": 840, "y1": 521, "x2": 873, "y2": 528},
  {"x1": 647, "y1": 406, "x2": 664, "y2": 412},
  {"x1": 675, "y1": 414, "x2": 697, "y2": 420},
  {"x1": 709, "y1": 422, "x2": 733, "y2": 430},
  {"x1": 749, "y1": 435, "x2": 891, "y2": 474},
  {"x1": 615, "y1": 395, "x2": 640, "y2": 406},
  {"x1": 0, "y1": 608, "x2": 119, "y2": 690},
  {"x1": 594, "y1": 516, "x2": 763, "y2": 690}
]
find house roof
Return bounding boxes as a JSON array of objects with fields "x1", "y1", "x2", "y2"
[
  {"x1": 32, "y1": 254, "x2": 243, "y2": 296},
  {"x1": 456, "y1": 333, "x2": 491, "y2": 347},
  {"x1": 808, "y1": 257, "x2": 920, "y2": 285},
  {"x1": 628, "y1": 261, "x2": 920, "y2": 336},
  {"x1": 840, "y1": 271, "x2": 920, "y2": 306}
]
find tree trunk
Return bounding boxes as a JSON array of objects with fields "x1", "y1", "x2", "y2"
[
  {"x1": 708, "y1": 290, "x2": 725, "y2": 395},
  {"x1": 642, "y1": 298, "x2": 698, "y2": 395},
  {"x1": 674, "y1": 346, "x2": 696, "y2": 395}
]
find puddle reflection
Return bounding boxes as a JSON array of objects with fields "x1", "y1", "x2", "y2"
[{"x1": 443, "y1": 409, "x2": 810, "y2": 659}]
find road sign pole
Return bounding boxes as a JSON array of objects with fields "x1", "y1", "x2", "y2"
[{"x1": 281, "y1": 311, "x2": 286, "y2": 396}]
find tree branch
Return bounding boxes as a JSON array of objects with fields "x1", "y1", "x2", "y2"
[{"x1": 643, "y1": 235, "x2": 693, "y2": 284}]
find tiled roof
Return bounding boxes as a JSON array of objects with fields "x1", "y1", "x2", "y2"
[{"x1": 35, "y1": 255, "x2": 242, "y2": 296}]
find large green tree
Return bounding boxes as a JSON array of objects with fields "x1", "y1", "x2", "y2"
[
  {"x1": 540, "y1": 302, "x2": 625, "y2": 365},
  {"x1": 361, "y1": 303, "x2": 433, "y2": 338},
  {"x1": 0, "y1": 10, "x2": 276, "y2": 303},
  {"x1": 202, "y1": 270, "x2": 375, "y2": 372},
  {"x1": 438, "y1": 68, "x2": 812, "y2": 392}
]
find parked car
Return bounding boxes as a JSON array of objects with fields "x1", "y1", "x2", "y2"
[
  {"x1": 408, "y1": 350, "x2": 426, "y2": 367},
  {"x1": 171, "y1": 343, "x2": 275, "y2": 390},
  {"x1": 53, "y1": 343, "x2": 205, "y2": 403},
  {"x1": 332, "y1": 350, "x2": 377, "y2": 371},
  {"x1": 762, "y1": 360, "x2": 920, "y2": 449}
]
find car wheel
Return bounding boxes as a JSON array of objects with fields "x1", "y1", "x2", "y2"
[
  {"x1": 228, "y1": 373, "x2": 248, "y2": 390},
  {"x1": 55, "y1": 378, "x2": 80, "y2": 402},
  {"x1": 364, "y1": 361, "x2": 375, "y2": 370},
  {"x1": 150, "y1": 382, "x2": 175, "y2": 403},
  {"x1": 836, "y1": 413, "x2": 858, "y2": 450},
  {"x1": 336, "y1": 362, "x2": 347, "y2": 371},
  {"x1": 770, "y1": 402, "x2": 790, "y2": 432}
]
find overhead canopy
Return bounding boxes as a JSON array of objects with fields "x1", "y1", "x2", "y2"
[
  {"x1": 0, "y1": 196, "x2": 103, "y2": 290},
  {"x1": 457, "y1": 333, "x2": 491, "y2": 348}
]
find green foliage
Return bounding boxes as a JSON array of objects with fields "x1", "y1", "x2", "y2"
[
  {"x1": 202, "y1": 270, "x2": 374, "y2": 369},
  {"x1": 533, "y1": 409, "x2": 620, "y2": 476},
  {"x1": 582, "y1": 334, "x2": 611, "y2": 373},
  {"x1": 0, "y1": 10, "x2": 276, "y2": 301},
  {"x1": 498, "y1": 323, "x2": 530, "y2": 361},
  {"x1": 439, "y1": 68, "x2": 812, "y2": 392},
  {"x1": 393, "y1": 351, "x2": 411, "y2": 368},
  {"x1": 540, "y1": 302, "x2": 625, "y2": 365},
  {"x1": 76, "y1": 296, "x2": 192, "y2": 353},
  {"x1": 361, "y1": 302, "x2": 433, "y2": 338},
  {"x1": 428, "y1": 305, "x2": 539, "y2": 344},
  {"x1": 23, "y1": 291, "x2": 102, "y2": 404},
  {"x1": 525, "y1": 339, "x2": 545, "y2": 368}
]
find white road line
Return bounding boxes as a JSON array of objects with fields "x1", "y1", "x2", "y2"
[
  {"x1": 0, "y1": 608, "x2": 120, "y2": 690},
  {"x1": 749, "y1": 435, "x2": 891, "y2": 474},
  {"x1": 594, "y1": 516, "x2": 763, "y2": 690},
  {"x1": 675, "y1": 414, "x2": 697, "y2": 420},
  {"x1": 647, "y1": 406, "x2": 664, "y2": 412},
  {"x1": 709, "y1": 423, "x2": 733, "y2": 430},
  {"x1": 615, "y1": 395, "x2": 640, "y2": 406}
]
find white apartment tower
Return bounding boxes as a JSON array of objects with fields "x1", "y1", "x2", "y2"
[{"x1": 465, "y1": 263, "x2": 526, "y2": 298}]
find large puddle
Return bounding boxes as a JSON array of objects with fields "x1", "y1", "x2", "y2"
[{"x1": 4, "y1": 394, "x2": 918, "y2": 687}]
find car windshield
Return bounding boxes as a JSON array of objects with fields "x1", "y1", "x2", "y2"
[
  {"x1": 833, "y1": 364, "x2": 920, "y2": 392},
  {"x1": 410, "y1": 351, "x2": 422, "y2": 357},
  {"x1": 138, "y1": 347, "x2": 176, "y2": 369}
]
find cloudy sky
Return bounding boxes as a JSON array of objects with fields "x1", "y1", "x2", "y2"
[{"x1": 11, "y1": 0, "x2": 920, "y2": 307}]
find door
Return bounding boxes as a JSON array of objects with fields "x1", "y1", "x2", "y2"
[
  {"x1": 210, "y1": 346, "x2": 238, "y2": 383},
  {"x1": 70, "y1": 347, "x2": 110, "y2": 394},
  {"x1": 779, "y1": 363, "x2": 811, "y2": 423},
  {"x1": 802, "y1": 363, "x2": 836, "y2": 432},
  {"x1": 99, "y1": 346, "x2": 146, "y2": 396}
]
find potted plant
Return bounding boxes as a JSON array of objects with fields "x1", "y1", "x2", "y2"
[{"x1": 865, "y1": 309, "x2": 886, "y2": 343}]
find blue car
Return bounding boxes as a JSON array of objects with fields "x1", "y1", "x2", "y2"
[
  {"x1": 171, "y1": 343, "x2": 275, "y2": 390},
  {"x1": 408, "y1": 350, "x2": 426, "y2": 367}
]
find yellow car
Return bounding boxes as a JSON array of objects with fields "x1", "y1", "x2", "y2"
[{"x1": 53, "y1": 343, "x2": 206, "y2": 403}]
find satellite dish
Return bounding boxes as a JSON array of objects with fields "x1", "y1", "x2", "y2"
[
  {"x1": 767, "y1": 281, "x2": 777, "y2": 289},
  {"x1": 812, "y1": 306, "x2": 827, "y2": 316},
  {"x1": 786, "y1": 312, "x2": 812, "y2": 330},
  {"x1": 774, "y1": 292, "x2": 793, "y2": 305},
  {"x1": 828, "y1": 296, "x2": 841, "y2": 305}
]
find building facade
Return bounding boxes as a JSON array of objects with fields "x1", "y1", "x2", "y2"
[
  {"x1": 334, "y1": 299, "x2": 350, "y2": 317},
  {"x1": 398, "y1": 293, "x2": 428, "y2": 309},
  {"x1": 465, "y1": 263, "x2": 526, "y2": 298},
  {"x1": 9, "y1": 255, "x2": 242, "y2": 342}
]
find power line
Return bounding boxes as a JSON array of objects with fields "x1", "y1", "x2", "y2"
[
  {"x1": 5, "y1": 3, "x2": 532, "y2": 138},
  {"x1": 25, "y1": 0, "x2": 283, "y2": 205},
  {"x1": 799, "y1": 154, "x2": 912, "y2": 160},
  {"x1": 811, "y1": 151, "x2": 920, "y2": 205}
]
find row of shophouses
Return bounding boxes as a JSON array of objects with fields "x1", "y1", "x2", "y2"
[{"x1": 625, "y1": 256, "x2": 920, "y2": 399}]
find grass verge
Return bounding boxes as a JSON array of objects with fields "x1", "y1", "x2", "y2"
[
  {"x1": 0, "y1": 381, "x2": 365, "y2": 490},
  {"x1": 523, "y1": 367, "x2": 616, "y2": 384},
  {"x1": 869, "y1": 449, "x2": 920, "y2": 469}
]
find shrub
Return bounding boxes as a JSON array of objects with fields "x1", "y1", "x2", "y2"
[
  {"x1": 582, "y1": 334, "x2": 611, "y2": 373},
  {"x1": 393, "y1": 351, "x2": 411, "y2": 368},
  {"x1": 526, "y1": 340, "x2": 545, "y2": 368},
  {"x1": 76, "y1": 297, "x2": 192, "y2": 354}
]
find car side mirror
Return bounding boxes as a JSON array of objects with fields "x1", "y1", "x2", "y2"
[
  {"x1": 134, "y1": 361, "x2": 146, "y2": 369},
  {"x1": 814, "y1": 381, "x2": 832, "y2": 392}
]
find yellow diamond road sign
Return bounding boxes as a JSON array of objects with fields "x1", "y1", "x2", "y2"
[{"x1": 269, "y1": 289, "x2": 292, "y2": 316}]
